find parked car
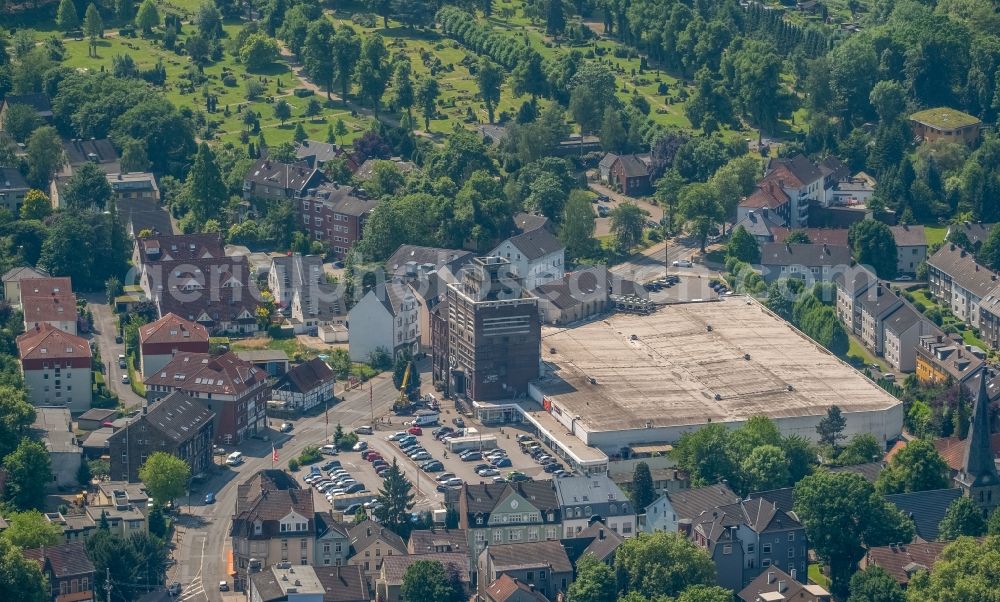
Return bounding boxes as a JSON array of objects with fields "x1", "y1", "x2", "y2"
[
  {"x1": 491, "y1": 457, "x2": 512, "y2": 468},
  {"x1": 372, "y1": 459, "x2": 389, "y2": 470},
  {"x1": 168, "y1": 582, "x2": 181, "y2": 596},
  {"x1": 543, "y1": 463, "x2": 564, "y2": 473},
  {"x1": 411, "y1": 451, "x2": 432, "y2": 461},
  {"x1": 672, "y1": 259, "x2": 693, "y2": 268},
  {"x1": 433, "y1": 427, "x2": 454, "y2": 439},
  {"x1": 219, "y1": 581, "x2": 229, "y2": 592},
  {"x1": 421, "y1": 460, "x2": 444, "y2": 472},
  {"x1": 121, "y1": 374, "x2": 130, "y2": 384},
  {"x1": 452, "y1": 417, "x2": 466, "y2": 428},
  {"x1": 343, "y1": 503, "x2": 364, "y2": 515},
  {"x1": 354, "y1": 425, "x2": 373, "y2": 435},
  {"x1": 436, "y1": 472, "x2": 457, "y2": 482},
  {"x1": 213, "y1": 446, "x2": 227, "y2": 456},
  {"x1": 516, "y1": 434, "x2": 534, "y2": 443},
  {"x1": 279, "y1": 422, "x2": 293, "y2": 433},
  {"x1": 204, "y1": 492, "x2": 216, "y2": 504},
  {"x1": 444, "y1": 477, "x2": 463, "y2": 487},
  {"x1": 387, "y1": 431, "x2": 408, "y2": 441},
  {"x1": 366, "y1": 452, "x2": 383, "y2": 463},
  {"x1": 507, "y1": 471, "x2": 530, "y2": 482},
  {"x1": 352, "y1": 441, "x2": 368, "y2": 452},
  {"x1": 459, "y1": 451, "x2": 482, "y2": 461},
  {"x1": 320, "y1": 444, "x2": 338, "y2": 455},
  {"x1": 407, "y1": 426, "x2": 423, "y2": 436},
  {"x1": 376, "y1": 466, "x2": 390, "y2": 477},
  {"x1": 343, "y1": 483, "x2": 366, "y2": 494},
  {"x1": 321, "y1": 460, "x2": 342, "y2": 471},
  {"x1": 477, "y1": 467, "x2": 500, "y2": 477}
]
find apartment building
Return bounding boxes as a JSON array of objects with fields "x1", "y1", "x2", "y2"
[
  {"x1": 299, "y1": 183, "x2": 379, "y2": 258},
  {"x1": 17, "y1": 324, "x2": 92, "y2": 412}
]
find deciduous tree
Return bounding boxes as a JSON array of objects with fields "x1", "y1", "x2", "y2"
[
  {"x1": 4, "y1": 439, "x2": 52, "y2": 510},
  {"x1": 19, "y1": 189, "x2": 51, "y2": 221},
  {"x1": 610, "y1": 202, "x2": 646, "y2": 253},
  {"x1": 846, "y1": 566, "x2": 905, "y2": 602},
  {"x1": 476, "y1": 58, "x2": 502, "y2": 124},
  {"x1": 1, "y1": 511, "x2": 62, "y2": 549},
  {"x1": 0, "y1": 538, "x2": 47, "y2": 601},
  {"x1": 63, "y1": 162, "x2": 113, "y2": 211},
  {"x1": 25, "y1": 126, "x2": 64, "y2": 189},
  {"x1": 1, "y1": 103, "x2": 39, "y2": 142},
  {"x1": 727, "y1": 225, "x2": 760, "y2": 263},
  {"x1": 849, "y1": 219, "x2": 898, "y2": 279},
  {"x1": 678, "y1": 183, "x2": 723, "y2": 252},
  {"x1": 938, "y1": 496, "x2": 988, "y2": 539},
  {"x1": 567, "y1": 554, "x2": 615, "y2": 602},
  {"x1": 560, "y1": 190, "x2": 597, "y2": 261},
  {"x1": 614, "y1": 531, "x2": 715, "y2": 599},
  {"x1": 400, "y1": 560, "x2": 463, "y2": 602},
  {"x1": 138, "y1": 451, "x2": 191, "y2": 505},
  {"x1": 875, "y1": 438, "x2": 949, "y2": 494}
]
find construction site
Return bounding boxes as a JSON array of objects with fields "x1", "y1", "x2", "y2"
[{"x1": 525, "y1": 297, "x2": 903, "y2": 454}]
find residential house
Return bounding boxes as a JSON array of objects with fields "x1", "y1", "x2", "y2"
[
  {"x1": 733, "y1": 208, "x2": 784, "y2": 244},
  {"x1": 861, "y1": 540, "x2": 959, "y2": 587},
  {"x1": 77, "y1": 408, "x2": 117, "y2": 431},
  {"x1": 230, "y1": 470, "x2": 316, "y2": 590},
  {"x1": 926, "y1": 243, "x2": 999, "y2": 330},
  {"x1": 459, "y1": 481, "x2": 562, "y2": 556},
  {"x1": 0, "y1": 93, "x2": 53, "y2": 122},
  {"x1": 0, "y1": 166, "x2": 29, "y2": 215},
  {"x1": 561, "y1": 520, "x2": 625, "y2": 565},
  {"x1": 915, "y1": 333, "x2": 982, "y2": 386},
  {"x1": 314, "y1": 565, "x2": 369, "y2": 602},
  {"x1": 44, "y1": 512, "x2": 97, "y2": 543},
  {"x1": 236, "y1": 350, "x2": 290, "y2": 377},
  {"x1": 314, "y1": 512, "x2": 351, "y2": 567},
  {"x1": 641, "y1": 483, "x2": 741, "y2": 534},
  {"x1": 144, "y1": 351, "x2": 269, "y2": 445},
  {"x1": 299, "y1": 183, "x2": 379, "y2": 258},
  {"x1": 489, "y1": 229, "x2": 565, "y2": 291},
  {"x1": 910, "y1": 107, "x2": 982, "y2": 145},
  {"x1": 243, "y1": 157, "x2": 326, "y2": 203},
  {"x1": 859, "y1": 285, "x2": 903, "y2": 355},
  {"x1": 23, "y1": 541, "x2": 96, "y2": 602},
  {"x1": 138, "y1": 313, "x2": 210, "y2": 377},
  {"x1": 354, "y1": 157, "x2": 417, "y2": 182},
  {"x1": 272, "y1": 358, "x2": 336, "y2": 413},
  {"x1": 347, "y1": 519, "x2": 407, "y2": 587},
  {"x1": 954, "y1": 368, "x2": 1000, "y2": 515},
  {"x1": 834, "y1": 265, "x2": 878, "y2": 336},
  {"x1": 17, "y1": 324, "x2": 91, "y2": 412},
  {"x1": 268, "y1": 254, "x2": 345, "y2": 334},
  {"x1": 890, "y1": 225, "x2": 927, "y2": 276},
  {"x1": 484, "y1": 575, "x2": 551, "y2": 602},
  {"x1": 513, "y1": 212, "x2": 550, "y2": 235},
  {"x1": 295, "y1": 140, "x2": 349, "y2": 168},
  {"x1": 85, "y1": 501, "x2": 147, "y2": 538},
  {"x1": 883, "y1": 305, "x2": 931, "y2": 373},
  {"x1": 946, "y1": 222, "x2": 993, "y2": 252},
  {"x1": 2, "y1": 266, "x2": 49, "y2": 307},
  {"x1": 737, "y1": 567, "x2": 831, "y2": 602},
  {"x1": 81, "y1": 428, "x2": 113, "y2": 461},
  {"x1": 62, "y1": 138, "x2": 119, "y2": 172},
  {"x1": 760, "y1": 155, "x2": 826, "y2": 227},
  {"x1": 108, "y1": 391, "x2": 215, "y2": 482},
  {"x1": 553, "y1": 475, "x2": 636, "y2": 538},
  {"x1": 607, "y1": 154, "x2": 651, "y2": 196},
  {"x1": 31, "y1": 406, "x2": 82, "y2": 489},
  {"x1": 884, "y1": 488, "x2": 962, "y2": 542},
  {"x1": 106, "y1": 172, "x2": 159, "y2": 204},
  {"x1": 598, "y1": 153, "x2": 618, "y2": 184},
  {"x1": 122, "y1": 197, "x2": 174, "y2": 239},
  {"x1": 248, "y1": 564, "x2": 334, "y2": 602},
  {"x1": 477, "y1": 540, "x2": 573, "y2": 602},
  {"x1": 689, "y1": 496, "x2": 809, "y2": 591},
  {"x1": 20, "y1": 277, "x2": 78, "y2": 335},
  {"x1": 758, "y1": 243, "x2": 852, "y2": 283},
  {"x1": 347, "y1": 282, "x2": 420, "y2": 362},
  {"x1": 406, "y1": 527, "x2": 468, "y2": 556},
  {"x1": 95, "y1": 481, "x2": 150, "y2": 515},
  {"x1": 738, "y1": 181, "x2": 791, "y2": 228},
  {"x1": 771, "y1": 227, "x2": 851, "y2": 248},
  {"x1": 133, "y1": 233, "x2": 259, "y2": 335},
  {"x1": 376, "y1": 553, "x2": 470, "y2": 602}
]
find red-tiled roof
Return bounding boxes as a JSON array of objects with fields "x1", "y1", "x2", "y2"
[
  {"x1": 144, "y1": 351, "x2": 265, "y2": 396},
  {"x1": 139, "y1": 313, "x2": 209, "y2": 346},
  {"x1": 17, "y1": 323, "x2": 89, "y2": 361},
  {"x1": 20, "y1": 277, "x2": 76, "y2": 323},
  {"x1": 741, "y1": 179, "x2": 790, "y2": 209},
  {"x1": 933, "y1": 434, "x2": 1000, "y2": 471}
]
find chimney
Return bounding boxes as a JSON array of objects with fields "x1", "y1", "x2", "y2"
[
  {"x1": 823, "y1": 243, "x2": 829, "y2": 254},
  {"x1": 598, "y1": 528, "x2": 605, "y2": 540}
]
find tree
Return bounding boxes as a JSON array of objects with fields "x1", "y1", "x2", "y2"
[
  {"x1": 373, "y1": 459, "x2": 415, "y2": 538},
  {"x1": 273, "y1": 99, "x2": 291, "y2": 126},
  {"x1": 990, "y1": 508, "x2": 1000, "y2": 535},
  {"x1": 19, "y1": 189, "x2": 51, "y2": 221},
  {"x1": 727, "y1": 225, "x2": 760, "y2": 263},
  {"x1": 847, "y1": 566, "x2": 905, "y2": 602},
  {"x1": 816, "y1": 405, "x2": 847, "y2": 449},
  {"x1": 741, "y1": 445, "x2": 790, "y2": 494},
  {"x1": 240, "y1": 33, "x2": 279, "y2": 71},
  {"x1": 302, "y1": 21, "x2": 335, "y2": 98},
  {"x1": 0, "y1": 538, "x2": 47, "y2": 602},
  {"x1": 869, "y1": 80, "x2": 907, "y2": 123},
  {"x1": 839, "y1": 433, "x2": 882, "y2": 466},
  {"x1": 722, "y1": 39, "x2": 782, "y2": 132},
  {"x1": 526, "y1": 173, "x2": 568, "y2": 222},
  {"x1": 794, "y1": 472, "x2": 914, "y2": 597},
  {"x1": 546, "y1": 0, "x2": 565, "y2": 35},
  {"x1": 4, "y1": 439, "x2": 51, "y2": 510},
  {"x1": 782, "y1": 434, "x2": 816, "y2": 484},
  {"x1": 849, "y1": 220, "x2": 898, "y2": 280},
  {"x1": 84, "y1": 4, "x2": 103, "y2": 57},
  {"x1": 610, "y1": 202, "x2": 646, "y2": 254},
  {"x1": 567, "y1": 554, "x2": 615, "y2": 602},
  {"x1": 1, "y1": 511, "x2": 62, "y2": 549},
  {"x1": 676, "y1": 585, "x2": 732, "y2": 602},
  {"x1": 392, "y1": 61, "x2": 414, "y2": 119},
  {"x1": 138, "y1": 452, "x2": 191, "y2": 505},
  {"x1": 678, "y1": 183, "x2": 724, "y2": 252},
  {"x1": 631, "y1": 462, "x2": 655, "y2": 510},
  {"x1": 63, "y1": 162, "x2": 113, "y2": 211},
  {"x1": 57, "y1": 0, "x2": 80, "y2": 31},
  {"x1": 88, "y1": 530, "x2": 168, "y2": 600},
  {"x1": 614, "y1": 531, "x2": 716, "y2": 599},
  {"x1": 25, "y1": 126, "x2": 64, "y2": 189},
  {"x1": 905, "y1": 536, "x2": 1000, "y2": 601},
  {"x1": 561, "y1": 190, "x2": 597, "y2": 261},
  {"x1": 1, "y1": 103, "x2": 39, "y2": 143},
  {"x1": 938, "y1": 496, "x2": 988, "y2": 539},
  {"x1": 710, "y1": 155, "x2": 760, "y2": 232},
  {"x1": 119, "y1": 138, "x2": 151, "y2": 173},
  {"x1": 293, "y1": 123, "x2": 308, "y2": 144},
  {"x1": 332, "y1": 26, "x2": 362, "y2": 102},
  {"x1": 357, "y1": 34, "x2": 391, "y2": 117},
  {"x1": 417, "y1": 77, "x2": 440, "y2": 131},
  {"x1": 183, "y1": 142, "x2": 227, "y2": 224},
  {"x1": 476, "y1": 58, "x2": 502, "y2": 124},
  {"x1": 400, "y1": 560, "x2": 462, "y2": 602},
  {"x1": 875, "y1": 438, "x2": 950, "y2": 494},
  {"x1": 568, "y1": 62, "x2": 618, "y2": 134},
  {"x1": 784, "y1": 230, "x2": 812, "y2": 244},
  {"x1": 978, "y1": 223, "x2": 1000, "y2": 271},
  {"x1": 367, "y1": 0, "x2": 391, "y2": 27},
  {"x1": 135, "y1": 0, "x2": 159, "y2": 34},
  {"x1": 672, "y1": 423, "x2": 736, "y2": 486}
]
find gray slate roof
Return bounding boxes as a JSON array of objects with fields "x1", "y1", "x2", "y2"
[
  {"x1": 501, "y1": 228, "x2": 564, "y2": 261},
  {"x1": 890, "y1": 225, "x2": 927, "y2": 247},
  {"x1": 486, "y1": 540, "x2": 572, "y2": 573},
  {"x1": 665, "y1": 484, "x2": 741, "y2": 522},
  {"x1": 142, "y1": 391, "x2": 215, "y2": 442},
  {"x1": 884, "y1": 304, "x2": 923, "y2": 335},
  {"x1": 884, "y1": 488, "x2": 962, "y2": 541},
  {"x1": 760, "y1": 242, "x2": 852, "y2": 267},
  {"x1": 927, "y1": 244, "x2": 999, "y2": 298}
]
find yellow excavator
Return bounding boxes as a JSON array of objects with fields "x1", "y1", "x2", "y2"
[{"x1": 394, "y1": 361, "x2": 413, "y2": 412}]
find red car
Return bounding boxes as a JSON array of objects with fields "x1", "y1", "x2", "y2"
[
  {"x1": 367, "y1": 452, "x2": 383, "y2": 463},
  {"x1": 407, "y1": 426, "x2": 423, "y2": 436}
]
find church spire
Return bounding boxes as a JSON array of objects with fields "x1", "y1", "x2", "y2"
[{"x1": 961, "y1": 367, "x2": 997, "y2": 485}]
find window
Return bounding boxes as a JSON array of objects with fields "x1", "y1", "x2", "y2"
[
  {"x1": 375, "y1": 548, "x2": 381, "y2": 556},
  {"x1": 364, "y1": 561, "x2": 370, "y2": 571},
  {"x1": 526, "y1": 572, "x2": 534, "y2": 582},
  {"x1": 528, "y1": 528, "x2": 538, "y2": 540},
  {"x1": 763, "y1": 544, "x2": 771, "y2": 554},
  {"x1": 475, "y1": 532, "x2": 485, "y2": 543},
  {"x1": 281, "y1": 540, "x2": 288, "y2": 550},
  {"x1": 762, "y1": 559, "x2": 771, "y2": 567},
  {"x1": 323, "y1": 543, "x2": 331, "y2": 553},
  {"x1": 747, "y1": 543, "x2": 755, "y2": 553},
  {"x1": 623, "y1": 523, "x2": 632, "y2": 534},
  {"x1": 788, "y1": 532, "x2": 795, "y2": 541},
  {"x1": 301, "y1": 539, "x2": 308, "y2": 549},
  {"x1": 335, "y1": 542, "x2": 342, "y2": 552},
  {"x1": 788, "y1": 548, "x2": 795, "y2": 558},
  {"x1": 476, "y1": 517, "x2": 484, "y2": 525},
  {"x1": 494, "y1": 531, "x2": 502, "y2": 543},
  {"x1": 723, "y1": 544, "x2": 732, "y2": 555}
]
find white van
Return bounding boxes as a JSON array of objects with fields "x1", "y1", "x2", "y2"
[
  {"x1": 226, "y1": 451, "x2": 244, "y2": 466},
  {"x1": 413, "y1": 411, "x2": 439, "y2": 426}
]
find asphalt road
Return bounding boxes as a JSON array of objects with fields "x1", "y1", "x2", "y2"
[
  {"x1": 169, "y1": 373, "x2": 399, "y2": 602},
  {"x1": 85, "y1": 295, "x2": 146, "y2": 408}
]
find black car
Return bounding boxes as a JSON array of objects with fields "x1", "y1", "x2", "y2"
[
  {"x1": 543, "y1": 463, "x2": 564, "y2": 473},
  {"x1": 453, "y1": 417, "x2": 466, "y2": 428},
  {"x1": 422, "y1": 460, "x2": 445, "y2": 472}
]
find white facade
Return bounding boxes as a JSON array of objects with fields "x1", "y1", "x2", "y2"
[
  {"x1": 489, "y1": 240, "x2": 564, "y2": 291},
  {"x1": 641, "y1": 494, "x2": 678, "y2": 533},
  {"x1": 884, "y1": 319, "x2": 928, "y2": 373},
  {"x1": 22, "y1": 365, "x2": 92, "y2": 413},
  {"x1": 24, "y1": 316, "x2": 78, "y2": 336},
  {"x1": 347, "y1": 286, "x2": 420, "y2": 362}
]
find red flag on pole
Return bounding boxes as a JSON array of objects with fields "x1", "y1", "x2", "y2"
[{"x1": 272, "y1": 446, "x2": 278, "y2": 464}]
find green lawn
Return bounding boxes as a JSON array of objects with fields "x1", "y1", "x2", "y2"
[
  {"x1": 847, "y1": 336, "x2": 887, "y2": 371},
  {"x1": 924, "y1": 225, "x2": 947, "y2": 246},
  {"x1": 808, "y1": 563, "x2": 831, "y2": 588},
  {"x1": 906, "y1": 286, "x2": 990, "y2": 350}
]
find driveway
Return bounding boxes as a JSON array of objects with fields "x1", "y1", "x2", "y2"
[{"x1": 84, "y1": 295, "x2": 146, "y2": 408}]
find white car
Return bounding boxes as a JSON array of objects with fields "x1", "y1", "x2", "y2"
[
  {"x1": 477, "y1": 467, "x2": 500, "y2": 477},
  {"x1": 352, "y1": 441, "x2": 368, "y2": 452},
  {"x1": 354, "y1": 425, "x2": 374, "y2": 435},
  {"x1": 672, "y1": 259, "x2": 693, "y2": 268},
  {"x1": 320, "y1": 444, "x2": 338, "y2": 455},
  {"x1": 435, "y1": 472, "x2": 457, "y2": 482}
]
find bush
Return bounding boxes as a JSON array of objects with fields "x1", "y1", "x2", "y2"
[
  {"x1": 288, "y1": 458, "x2": 300, "y2": 471},
  {"x1": 912, "y1": 301, "x2": 926, "y2": 313},
  {"x1": 294, "y1": 88, "x2": 314, "y2": 98},
  {"x1": 222, "y1": 74, "x2": 237, "y2": 86},
  {"x1": 298, "y1": 446, "x2": 321, "y2": 465},
  {"x1": 336, "y1": 432, "x2": 359, "y2": 450},
  {"x1": 245, "y1": 79, "x2": 265, "y2": 99}
]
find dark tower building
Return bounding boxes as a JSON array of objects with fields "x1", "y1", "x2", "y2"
[
  {"x1": 440, "y1": 257, "x2": 540, "y2": 401},
  {"x1": 955, "y1": 368, "x2": 1000, "y2": 515}
]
